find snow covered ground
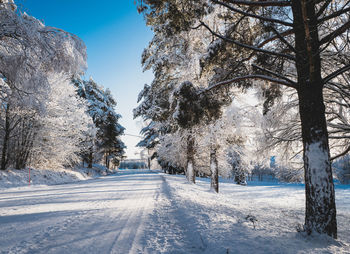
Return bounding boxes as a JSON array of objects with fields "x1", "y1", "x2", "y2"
[
  {"x1": 0, "y1": 169, "x2": 349, "y2": 253},
  {"x1": 142, "y1": 175, "x2": 350, "y2": 254}
]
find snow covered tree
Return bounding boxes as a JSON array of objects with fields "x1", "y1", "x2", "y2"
[
  {"x1": 32, "y1": 74, "x2": 93, "y2": 169},
  {"x1": 137, "y1": 0, "x2": 350, "y2": 238},
  {"x1": 135, "y1": 7, "x2": 234, "y2": 185},
  {"x1": 0, "y1": 1, "x2": 88, "y2": 170},
  {"x1": 74, "y1": 78, "x2": 126, "y2": 169}
]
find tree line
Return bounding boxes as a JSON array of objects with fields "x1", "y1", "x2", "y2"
[{"x1": 0, "y1": 1, "x2": 125, "y2": 171}]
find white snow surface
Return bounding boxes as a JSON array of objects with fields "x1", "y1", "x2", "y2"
[
  {"x1": 0, "y1": 165, "x2": 113, "y2": 189},
  {"x1": 0, "y1": 170, "x2": 349, "y2": 253}
]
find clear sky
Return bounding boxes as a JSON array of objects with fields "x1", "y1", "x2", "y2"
[{"x1": 17, "y1": 0, "x2": 154, "y2": 159}]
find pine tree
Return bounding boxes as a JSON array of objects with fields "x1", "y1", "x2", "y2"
[{"x1": 74, "y1": 78, "x2": 126, "y2": 169}]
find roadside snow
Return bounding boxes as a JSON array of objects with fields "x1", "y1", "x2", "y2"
[{"x1": 0, "y1": 165, "x2": 115, "y2": 189}]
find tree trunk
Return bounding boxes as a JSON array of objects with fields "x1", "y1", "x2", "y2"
[
  {"x1": 105, "y1": 152, "x2": 110, "y2": 169},
  {"x1": 186, "y1": 133, "x2": 195, "y2": 183},
  {"x1": 88, "y1": 146, "x2": 93, "y2": 168},
  {"x1": 298, "y1": 87, "x2": 337, "y2": 238},
  {"x1": 1, "y1": 104, "x2": 10, "y2": 170},
  {"x1": 210, "y1": 146, "x2": 219, "y2": 193},
  {"x1": 292, "y1": 0, "x2": 337, "y2": 238}
]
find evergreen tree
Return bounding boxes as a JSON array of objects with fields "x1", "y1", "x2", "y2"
[{"x1": 74, "y1": 78, "x2": 126, "y2": 168}]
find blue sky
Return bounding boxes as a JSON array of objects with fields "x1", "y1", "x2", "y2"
[{"x1": 17, "y1": 0, "x2": 154, "y2": 159}]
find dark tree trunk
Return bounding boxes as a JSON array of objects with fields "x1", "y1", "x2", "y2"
[
  {"x1": 1, "y1": 104, "x2": 10, "y2": 170},
  {"x1": 88, "y1": 146, "x2": 93, "y2": 168},
  {"x1": 105, "y1": 152, "x2": 110, "y2": 169},
  {"x1": 210, "y1": 146, "x2": 219, "y2": 193},
  {"x1": 292, "y1": 0, "x2": 337, "y2": 238},
  {"x1": 186, "y1": 133, "x2": 195, "y2": 183}
]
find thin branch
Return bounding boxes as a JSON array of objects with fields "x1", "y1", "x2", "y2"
[
  {"x1": 269, "y1": 26, "x2": 296, "y2": 53},
  {"x1": 329, "y1": 135, "x2": 350, "y2": 139},
  {"x1": 211, "y1": 0, "x2": 294, "y2": 27},
  {"x1": 200, "y1": 22, "x2": 296, "y2": 61},
  {"x1": 323, "y1": 64, "x2": 350, "y2": 84},
  {"x1": 319, "y1": 19, "x2": 350, "y2": 45},
  {"x1": 257, "y1": 29, "x2": 294, "y2": 48},
  {"x1": 316, "y1": 0, "x2": 332, "y2": 18},
  {"x1": 318, "y1": 6, "x2": 350, "y2": 24},
  {"x1": 252, "y1": 64, "x2": 297, "y2": 86},
  {"x1": 225, "y1": 0, "x2": 291, "y2": 7},
  {"x1": 205, "y1": 74, "x2": 297, "y2": 92},
  {"x1": 331, "y1": 145, "x2": 350, "y2": 161}
]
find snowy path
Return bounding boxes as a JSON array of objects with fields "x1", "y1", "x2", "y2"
[{"x1": 0, "y1": 170, "x2": 162, "y2": 254}]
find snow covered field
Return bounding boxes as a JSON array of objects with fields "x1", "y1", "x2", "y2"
[{"x1": 0, "y1": 169, "x2": 349, "y2": 253}]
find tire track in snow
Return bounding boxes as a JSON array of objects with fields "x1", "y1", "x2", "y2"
[
  {"x1": 108, "y1": 184, "x2": 149, "y2": 254},
  {"x1": 0, "y1": 171, "x2": 162, "y2": 254}
]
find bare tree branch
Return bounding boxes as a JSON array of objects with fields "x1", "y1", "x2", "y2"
[
  {"x1": 211, "y1": 0, "x2": 294, "y2": 27},
  {"x1": 257, "y1": 29, "x2": 294, "y2": 48},
  {"x1": 319, "y1": 19, "x2": 350, "y2": 45},
  {"x1": 323, "y1": 64, "x2": 350, "y2": 84},
  {"x1": 252, "y1": 64, "x2": 297, "y2": 85},
  {"x1": 331, "y1": 145, "x2": 350, "y2": 161},
  {"x1": 206, "y1": 74, "x2": 297, "y2": 92},
  {"x1": 316, "y1": 0, "x2": 332, "y2": 18},
  {"x1": 268, "y1": 26, "x2": 296, "y2": 53},
  {"x1": 318, "y1": 6, "x2": 350, "y2": 24},
  {"x1": 200, "y1": 22, "x2": 296, "y2": 61},
  {"x1": 224, "y1": 0, "x2": 291, "y2": 7}
]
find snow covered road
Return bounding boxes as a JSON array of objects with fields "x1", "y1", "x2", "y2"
[
  {"x1": 0, "y1": 170, "x2": 162, "y2": 254},
  {"x1": 0, "y1": 170, "x2": 349, "y2": 254}
]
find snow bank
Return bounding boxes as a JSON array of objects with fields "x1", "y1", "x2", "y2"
[{"x1": 0, "y1": 165, "x2": 117, "y2": 189}]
